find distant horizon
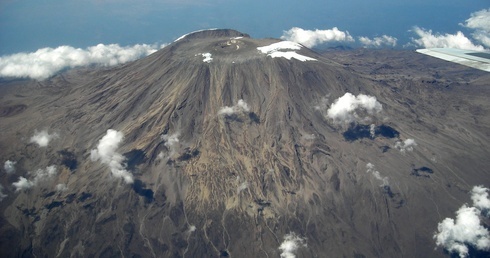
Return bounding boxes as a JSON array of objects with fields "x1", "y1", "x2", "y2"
[
  {"x1": 1, "y1": 1, "x2": 489, "y2": 80},
  {"x1": 1, "y1": 1, "x2": 488, "y2": 55}
]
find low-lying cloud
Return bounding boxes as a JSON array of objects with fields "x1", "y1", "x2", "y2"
[
  {"x1": 366, "y1": 163, "x2": 389, "y2": 187},
  {"x1": 56, "y1": 183, "x2": 68, "y2": 192},
  {"x1": 90, "y1": 129, "x2": 133, "y2": 184},
  {"x1": 326, "y1": 93, "x2": 383, "y2": 124},
  {"x1": 12, "y1": 165, "x2": 57, "y2": 191},
  {"x1": 0, "y1": 43, "x2": 162, "y2": 80},
  {"x1": 281, "y1": 27, "x2": 354, "y2": 48},
  {"x1": 411, "y1": 26, "x2": 485, "y2": 51},
  {"x1": 461, "y1": 9, "x2": 490, "y2": 48},
  {"x1": 434, "y1": 185, "x2": 490, "y2": 257},
  {"x1": 30, "y1": 130, "x2": 58, "y2": 147},
  {"x1": 279, "y1": 232, "x2": 307, "y2": 258},
  {"x1": 4, "y1": 160, "x2": 16, "y2": 174},
  {"x1": 161, "y1": 132, "x2": 181, "y2": 158},
  {"x1": 218, "y1": 99, "x2": 250, "y2": 116},
  {"x1": 394, "y1": 138, "x2": 417, "y2": 153},
  {"x1": 359, "y1": 35, "x2": 397, "y2": 48}
]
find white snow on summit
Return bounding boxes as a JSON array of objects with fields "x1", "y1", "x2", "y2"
[
  {"x1": 257, "y1": 41, "x2": 316, "y2": 62},
  {"x1": 257, "y1": 41, "x2": 302, "y2": 54},
  {"x1": 269, "y1": 51, "x2": 317, "y2": 61},
  {"x1": 174, "y1": 28, "x2": 219, "y2": 42}
]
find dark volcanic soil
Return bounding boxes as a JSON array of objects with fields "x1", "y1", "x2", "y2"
[{"x1": 0, "y1": 30, "x2": 489, "y2": 258}]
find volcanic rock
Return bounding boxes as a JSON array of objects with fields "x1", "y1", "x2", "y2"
[{"x1": 0, "y1": 29, "x2": 489, "y2": 257}]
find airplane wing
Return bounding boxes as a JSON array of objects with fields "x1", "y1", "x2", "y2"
[{"x1": 416, "y1": 48, "x2": 490, "y2": 72}]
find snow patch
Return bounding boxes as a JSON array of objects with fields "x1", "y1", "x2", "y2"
[
  {"x1": 257, "y1": 41, "x2": 316, "y2": 62},
  {"x1": 174, "y1": 28, "x2": 219, "y2": 42}
]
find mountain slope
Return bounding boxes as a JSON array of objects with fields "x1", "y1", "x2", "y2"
[{"x1": 0, "y1": 29, "x2": 489, "y2": 257}]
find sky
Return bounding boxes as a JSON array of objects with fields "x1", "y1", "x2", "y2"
[{"x1": 0, "y1": 0, "x2": 489, "y2": 79}]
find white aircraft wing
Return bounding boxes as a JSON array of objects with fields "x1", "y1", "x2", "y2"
[{"x1": 416, "y1": 48, "x2": 490, "y2": 72}]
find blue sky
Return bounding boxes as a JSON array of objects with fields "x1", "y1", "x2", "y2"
[
  {"x1": 0, "y1": 0, "x2": 488, "y2": 54},
  {"x1": 0, "y1": 0, "x2": 489, "y2": 79}
]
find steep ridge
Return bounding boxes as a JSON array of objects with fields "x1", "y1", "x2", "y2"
[{"x1": 0, "y1": 29, "x2": 489, "y2": 257}]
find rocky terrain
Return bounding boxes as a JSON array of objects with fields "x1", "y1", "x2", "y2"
[{"x1": 0, "y1": 29, "x2": 489, "y2": 257}]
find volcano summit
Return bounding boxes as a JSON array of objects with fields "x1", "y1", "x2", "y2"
[{"x1": 0, "y1": 29, "x2": 489, "y2": 258}]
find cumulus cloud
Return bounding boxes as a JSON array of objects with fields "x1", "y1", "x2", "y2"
[
  {"x1": 12, "y1": 177, "x2": 34, "y2": 191},
  {"x1": 434, "y1": 185, "x2": 490, "y2": 257},
  {"x1": 471, "y1": 185, "x2": 490, "y2": 212},
  {"x1": 161, "y1": 132, "x2": 180, "y2": 158},
  {"x1": 29, "y1": 130, "x2": 58, "y2": 147},
  {"x1": 326, "y1": 93, "x2": 383, "y2": 124},
  {"x1": 369, "y1": 124, "x2": 376, "y2": 138},
  {"x1": 12, "y1": 165, "x2": 57, "y2": 191},
  {"x1": 218, "y1": 99, "x2": 250, "y2": 116},
  {"x1": 4, "y1": 160, "x2": 16, "y2": 174},
  {"x1": 201, "y1": 53, "x2": 213, "y2": 63},
  {"x1": 56, "y1": 183, "x2": 68, "y2": 192},
  {"x1": 314, "y1": 95, "x2": 330, "y2": 111},
  {"x1": 281, "y1": 27, "x2": 354, "y2": 48},
  {"x1": 0, "y1": 184, "x2": 7, "y2": 201},
  {"x1": 0, "y1": 43, "x2": 162, "y2": 80},
  {"x1": 366, "y1": 163, "x2": 389, "y2": 187},
  {"x1": 411, "y1": 26, "x2": 485, "y2": 51},
  {"x1": 301, "y1": 133, "x2": 316, "y2": 141},
  {"x1": 90, "y1": 129, "x2": 133, "y2": 184},
  {"x1": 394, "y1": 138, "x2": 417, "y2": 153},
  {"x1": 279, "y1": 232, "x2": 307, "y2": 258},
  {"x1": 461, "y1": 9, "x2": 490, "y2": 48},
  {"x1": 359, "y1": 35, "x2": 397, "y2": 48}
]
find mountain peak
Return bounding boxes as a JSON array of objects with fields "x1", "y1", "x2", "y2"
[
  {"x1": 174, "y1": 28, "x2": 250, "y2": 42},
  {"x1": 168, "y1": 29, "x2": 319, "y2": 64}
]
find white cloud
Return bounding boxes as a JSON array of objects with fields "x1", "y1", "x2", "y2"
[
  {"x1": 12, "y1": 177, "x2": 34, "y2": 191},
  {"x1": 326, "y1": 93, "x2": 383, "y2": 124},
  {"x1": 434, "y1": 185, "x2": 490, "y2": 257},
  {"x1": 161, "y1": 132, "x2": 180, "y2": 158},
  {"x1": 12, "y1": 165, "x2": 58, "y2": 191},
  {"x1": 90, "y1": 129, "x2": 133, "y2": 184},
  {"x1": 0, "y1": 43, "x2": 162, "y2": 80},
  {"x1": 56, "y1": 183, "x2": 68, "y2": 192},
  {"x1": 0, "y1": 184, "x2": 7, "y2": 201},
  {"x1": 411, "y1": 26, "x2": 485, "y2": 51},
  {"x1": 279, "y1": 232, "x2": 307, "y2": 258},
  {"x1": 369, "y1": 124, "x2": 376, "y2": 138},
  {"x1": 301, "y1": 133, "x2": 316, "y2": 141},
  {"x1": 201, "y1": 53, "x2": 213, "y2": 63},
  {"x1": 29, "y1": 130, "x2": 58, "y2": 147},
  {"x1": 314, "y1": 95, "x2": 330, "y2": 111},
  {"x1": 218, "y1": 99, "x2": 250, "y2": 116},
  {"x1": 462, "y1": 9, "x2": 490, "y2": 48},
  {"x1": 471, "y1": 185, "x2": 490, "y2": 211},
  {"x1": 394, "y1": 138, "x2": 417, "y2": 153},
  {"x1": 435, "y1": 206, "x2": 490, "y2": 257},
  {"x1": 359, "y1": 35, "x2": 397, "y2": 48},
  {"x1": 281, "y1": 27, "x2": 354, "y2": 48},
  {"x1": 366, "y1": 163, "x2": 389, "y2": 187},
  {"x1": 4, "y1": 160, "x2": 16, "y2": 174}
]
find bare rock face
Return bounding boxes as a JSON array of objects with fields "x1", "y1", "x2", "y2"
[{"x1": 1, "y1": 29, "x2": 490, "y2": 257}]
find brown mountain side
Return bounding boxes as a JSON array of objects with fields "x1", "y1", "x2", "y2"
[{"x1": 0, "y1": 29, "x2": 489, "y2": 257}]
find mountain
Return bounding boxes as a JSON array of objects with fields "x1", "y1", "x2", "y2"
[{"x1": 1, "y1": 29, "x2": 489, "y2": 258}]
